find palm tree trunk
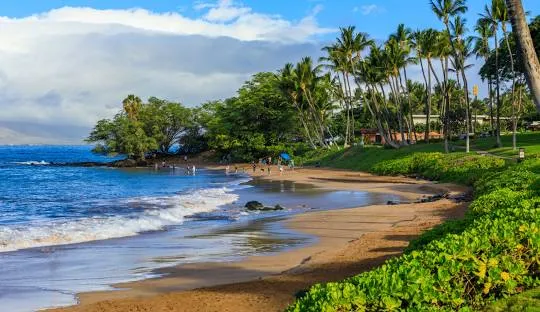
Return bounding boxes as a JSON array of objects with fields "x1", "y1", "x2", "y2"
[
  {"x1": 390, "y1": 76, "x2": 408, "y2": 145},
  {"x1": 494, "y1": 29, "x2": 503, "y2": 147},
  {"x1": 402, "y1": 68, "x2": 417, "y2": 142},
  {"x1": 339, "y1": 73, "x2": 350, "y2": 147},
  {"x1": 461, "y1": 68, "x2": 472, "y2": 154},
  {"x1": 488, "y1": 78, "x2": 494, "y2": 135},
  {"x1": 503, "y1": 27, "x2": 517, "y2": 150},
  {"x1": 365, "y1": 86, "x2": 400, "y2": 149},
  {"x1": 345, "y1": 72, "x2": 356, "y2": 144},
  {"x1": 506, "y1": 0, "x2": 540, "y2": 112},
  {"x1": 419, "y1": 56, "x2": 431, "y2": 143}
]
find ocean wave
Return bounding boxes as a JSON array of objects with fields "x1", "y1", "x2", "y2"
[
  {"x1": 0, "y1": 188, "x2": 238, "y2": 252},
  {"x1": 13, "y1": 160, "x2": 50, "y2": 165}
]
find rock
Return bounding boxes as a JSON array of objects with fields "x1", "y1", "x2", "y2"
[
  {"x1": 387, "y1": 200, "x2": 400, "y2": 205},
  {"x1": 245, "y1": 201, "x2": 285, "y2": 211},
  {"x1": 245, "y1": 201, "x2": 264, "y2": 211}
]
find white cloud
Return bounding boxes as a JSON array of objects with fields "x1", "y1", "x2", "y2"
[
  {"x1": 0, "y1": 5, "x2": 330, "y2": 144},
  {"x1": 355, "y1": 4, "x2": 385, "y2": 16}
]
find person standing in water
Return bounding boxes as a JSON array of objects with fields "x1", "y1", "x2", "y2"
[{"x1": 192, "y1": 165, "x2": 196, "y2": 175}]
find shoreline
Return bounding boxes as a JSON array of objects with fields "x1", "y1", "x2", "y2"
[{"x1": 48, "y1": 168, "x2": 469, "y2": 312}]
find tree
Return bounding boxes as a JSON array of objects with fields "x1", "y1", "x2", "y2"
[
  {"x1": 474, "y1": 18, "x2": 495, "y2": 135},
  {"x1": 431, "y1": 0, "x2": 468, "y2": 153},
  {"x1": 481, "y1": 0, "x2": 504, "y2": 147},
  {"x1": 506, "y1": 0, "x2": 540, "y2": 112}
]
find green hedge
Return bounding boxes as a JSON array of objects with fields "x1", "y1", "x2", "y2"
[
  {"x1": 288, "y1": 153, "x2": 540, "y2": 311},
  {"x1": 371, "y1": 153, "x2": 506, "y2": 185}
]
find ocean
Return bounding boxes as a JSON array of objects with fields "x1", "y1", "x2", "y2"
[{"x1": 0, "y1": 145, "x2": 399, "y2": 311}]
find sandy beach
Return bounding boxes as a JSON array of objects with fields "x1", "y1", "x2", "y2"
[{"x1": 48, "y1": 167, "x2": 469, "y2": 312}]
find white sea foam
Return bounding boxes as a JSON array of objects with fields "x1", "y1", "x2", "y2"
[
  {"x1": 0, "y1": 188, "x2": 238, "y2": 252},
  {"x1": 13, "y1": 160, "x2": 50, "y2": 165}
]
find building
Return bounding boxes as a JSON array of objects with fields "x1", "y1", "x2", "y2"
[{"x1": 360, "y1": 128, "x2": 442, "y2": 145}]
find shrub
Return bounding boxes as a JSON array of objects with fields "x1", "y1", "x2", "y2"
[
  {"x1": 474, "y1": 170, "x2": 538, "y2": 196},
  {"x1": 289, "y1": 153, "x2": 540, "y2": 312}
]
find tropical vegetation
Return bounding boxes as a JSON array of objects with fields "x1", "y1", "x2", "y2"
[{"x1": 87, "y1": 1, "x2": 539, "y2": 163}]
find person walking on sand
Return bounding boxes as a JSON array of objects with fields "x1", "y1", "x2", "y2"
[
  {"x1": 279, "y1": 164, "x2": 283, "y2": 175},
  {"x1": 267, "y1": 164, "x2": 271, "y2": 175},
  {"x1": 252, "y1": 161, "x2": 256, "y2": 173}
]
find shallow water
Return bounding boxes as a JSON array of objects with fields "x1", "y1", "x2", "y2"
[{"x1": 0, "y1": 146, "x2": 401, "y2": 311}]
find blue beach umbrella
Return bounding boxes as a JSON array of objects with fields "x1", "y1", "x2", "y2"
[{"x1": 280, "y1": 153, "x2": 291, "y2": 161}]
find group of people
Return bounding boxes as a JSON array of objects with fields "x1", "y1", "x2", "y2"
[{"x1": 153, "y1": 159, "x2": 196, "y2": 175}]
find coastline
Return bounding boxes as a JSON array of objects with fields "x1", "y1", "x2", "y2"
[{"x1": 47, "y1": 167, "x2": 469, "y2": 312}]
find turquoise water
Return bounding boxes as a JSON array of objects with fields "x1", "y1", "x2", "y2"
[{"x1": 0, "y1": 145, "x2": 400, "y2": 311}]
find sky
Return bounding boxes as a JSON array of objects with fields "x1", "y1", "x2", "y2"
[{"x1": 0, "y1": 0, "x2": 538, "y2": 144}]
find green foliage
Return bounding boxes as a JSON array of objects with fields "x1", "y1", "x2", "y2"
[
  {"x1": 371, "y1": 152, "x2": 505, "y2": 184},
  {"x1": 200, "y1": 72, "x2": 300, "y2": 161},
  {"x1": 486, "y1": 287, "x2": 540, "y2": 311},
  {"x1": 289, "y1": 153, "x2": 540, "y2": 312},
  {"x1": 86, "y1": 96, "x2": 192, "y2": 159},
  {"x1": 474, "y1": 169, "x2": 539, "y2": 196}
]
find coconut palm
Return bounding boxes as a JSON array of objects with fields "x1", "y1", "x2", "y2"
[
  {"x1": 391, "y1": 24, "x2": 417, "y2": 142},
  {"x1": 413, "y1": 29, "x2": 441, "y2": 143},
  {"x1": 473, "y1": 18, "x2": 495, "y2": 136},
  {"x1": 505, "y1": 0, "x2": 540, "y2": 113},
  {"x1": 122, "y1": 95, "x2": 143, "y2": 121},
  {"x1": 494, "y1": 0, "x2": 520, "y2": 149},
  {"x1": 384, "y1": 38, "x2": 410, "y2": 145},
  {"x1": 277, "y1": 63, "x2": 318, "y2": 149},
  {"x1": 480, "y1": 0, "x2": 503, "y2": 147},
  {"x1": 450, "y1": 16, "x2": 472, "y2": 153},
  {"x1": 356, "y1": 46, "x2": 400, "y2": 148},
  {"x1": 430, "y1": 0, "x2": 467, "y2": 153}
]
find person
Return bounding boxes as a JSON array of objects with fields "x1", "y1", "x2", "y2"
[
  {"x1": 279, "y1": 164, "x2": 283, "y2": 175},
  {"x1": 225, "y1": 165, "x2": 230, "y2": 174},
  {"x1": 234, "y1": 166, "x2": 238, "y2": 174},
  {"x1": 192, "y1": 164, "x2": 196, "y2": 175},
  {"x1": 184, "y1": 155, "x2": 188, "y2": 162},
  {"x1": 267, "y1": 164, "x2": 271, "y2": 175},
  {"x1": 252, "y1": 161, "x2": 256, "y2": 173}
]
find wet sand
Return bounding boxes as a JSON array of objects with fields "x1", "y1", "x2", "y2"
[{"x1": 48, "y1": 167, "x2": 469, "y2": 312}]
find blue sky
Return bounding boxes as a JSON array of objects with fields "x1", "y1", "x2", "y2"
[
  {"x1": 0, "y1": 0, "x2": 538, "y2": 144},
  {"x1": 1, "y1": 0, "x2": 538, "y2": 40}
]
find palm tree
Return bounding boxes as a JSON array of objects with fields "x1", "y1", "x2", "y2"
[
  {"x1": 430, "y1": 0, "x2": 467, "y2": 153},
  {"x1": 391, "y1": 24, "x2": 417, "y2": 142},
  {"x1": 413, "y1": 29, "x2": 440, "y2": 143},
  {"x1": 356, "y1": 46, "x2": 400, "y2": 148},
  {"x1": 320, "y1": 43, "x2": 350, "y2": 146},
  {"x1": 277, "y1": 63, "x2": 317, "y2": 149},
  {"x1": 295, "y1": 57, "x2": 329, "y2": 147},
  {"x1": 122, "y1": 95, "x2": 143, "y2": 121},
  {"x1": 385, "y1": 38, "x2": 409, "y2": 145},
  {"x1": 481, "y1": 1, "x2": 503, "y2": 147},
  {"x1": 473, "y1": 18, "x2": 495, "y2": 136},
  {"x1": 321, "y1": 27, "x2": 373, "y2": 147},
  {"x1": 494, "y1": 0, "x2": 520, "y2": 150},
  {"x1": 450, "y1": 16, "x2": 472, "y2": 153},
  {"x1": 505, "y1": 0, "x2": 540, "y2": 112}
]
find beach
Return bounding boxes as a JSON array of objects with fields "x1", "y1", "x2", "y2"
[{"x1": 48, "y1": 167, "x2": 469, "y2": 312}]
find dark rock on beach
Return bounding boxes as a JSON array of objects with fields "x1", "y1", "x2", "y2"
[
  {"x1": 245, "y1": 201, "x2": 264, "y2": 210},
  {"x1": 245, "y1": 201, "x2": 285, "y2": 211}
]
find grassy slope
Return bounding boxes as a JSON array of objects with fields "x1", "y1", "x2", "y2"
[
  {"x1": 303, "y1": 132, "x2": 540, "y2": 171},
  {"x1": 456, "y1": 132, "x2": 540, "y2": 158}
]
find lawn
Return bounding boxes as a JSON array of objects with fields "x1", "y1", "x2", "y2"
[{"x1": 457, "y1": 132, "x2": 540, "y2": 158}]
